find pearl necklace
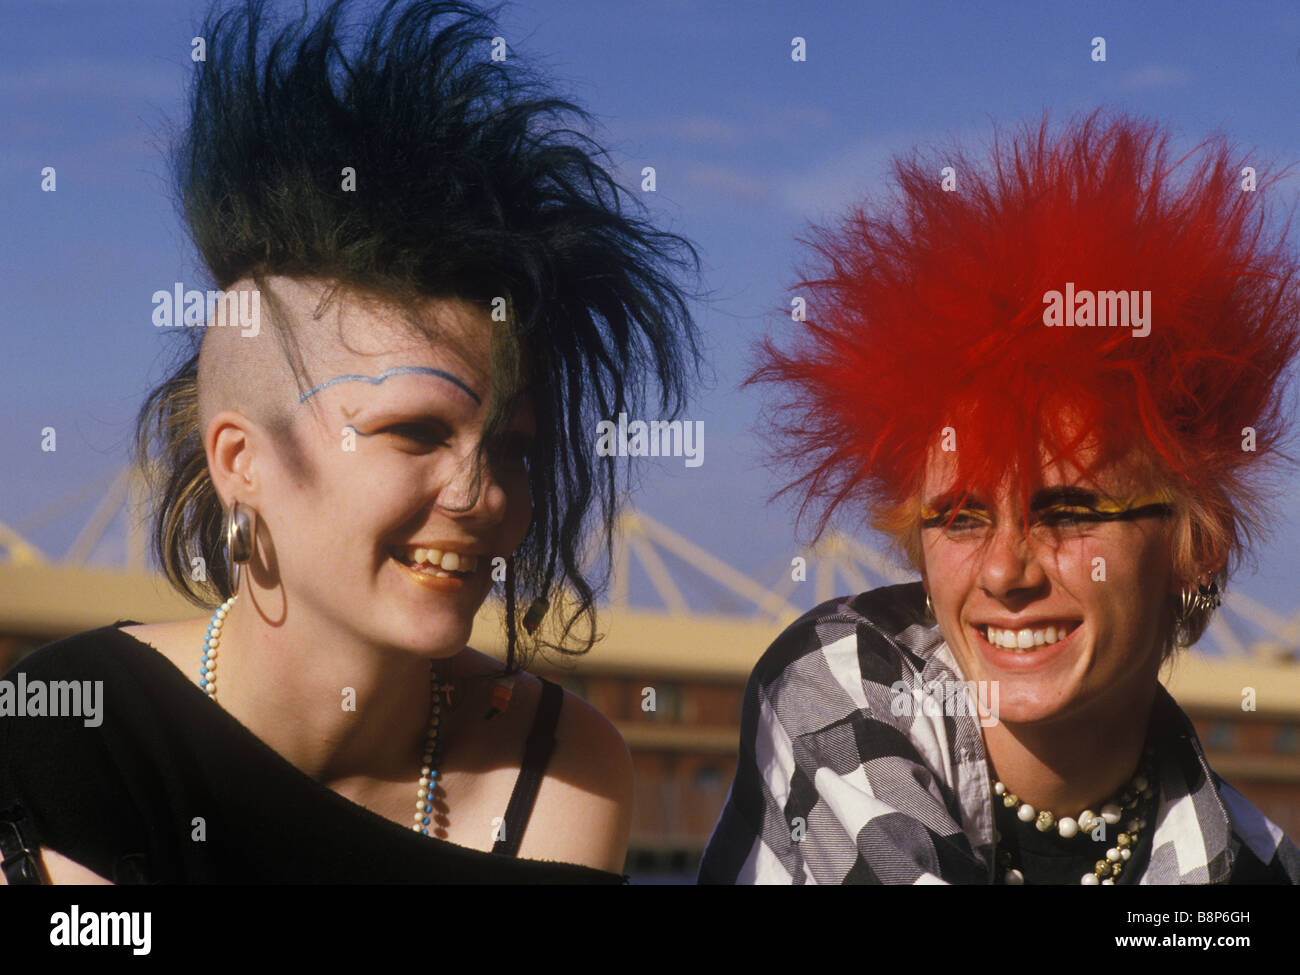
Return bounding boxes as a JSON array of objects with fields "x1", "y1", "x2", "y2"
[
  {"x1": 992, "y1": 758, "x2": 1154, "y2": 885},
  {"x1": 199, "y1": 594, "x2": 448, "y2": 836}
]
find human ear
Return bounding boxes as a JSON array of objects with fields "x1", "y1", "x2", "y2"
[{"x1": 205, "y1": 410, "x2": 258, "y2": 508}]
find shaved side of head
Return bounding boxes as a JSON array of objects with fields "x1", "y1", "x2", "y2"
[
  {"x1": 196, "y1": 276, "x2": 331, "y2": 483},
  {"x1": 195, "y1": 276, "x2": 486, "y2": 487}
]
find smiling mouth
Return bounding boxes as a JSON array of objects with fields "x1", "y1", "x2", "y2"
[
  {"x1": 978, "y1": 621, "x2": 1081, "y2": 652},
  {"x1": 389, "y1": 546, "x2": 480, "y2": 580}
]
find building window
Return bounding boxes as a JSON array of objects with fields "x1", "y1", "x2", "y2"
[
  {"x1": 646, "y1": 683, "x2": 682, "y2": 721},
  {"x1": 692, "y1": 765, "x2": 723, "y2": 792}
]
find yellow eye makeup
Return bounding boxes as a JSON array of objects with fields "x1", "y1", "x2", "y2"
[{"x1": 920, "y1": 491, "x2": 1174, "y2": 531}]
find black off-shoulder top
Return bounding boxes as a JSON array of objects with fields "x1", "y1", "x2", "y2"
[{"x1": 0, "y1": 624, "x2": 624, "y2": 884}]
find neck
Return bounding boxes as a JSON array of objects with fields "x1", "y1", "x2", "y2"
[
  {"x1": 211, "y1": 587, "x2": 448, "y2": 785},
  {"x1": 983, "y1": 682, "x2": 1158, "y2": 817}
]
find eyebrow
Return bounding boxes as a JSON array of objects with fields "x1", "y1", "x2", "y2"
[
  {"x1": 921, "y1": 487, "x2": 1172, "y2": 524},
  {"x1": 1029, "y1": 487, "x2": 1100, "y2": 510},
  {"x1": 297, "y1": 366, "x2": 482, "y2": 405},
  {"x1": 924, "y1": 487, "x2": 1101, "y2": 511}
]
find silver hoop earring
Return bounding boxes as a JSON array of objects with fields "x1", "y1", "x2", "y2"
[
  {"x1": 1173, "y1": 577, "x2": 1221, "y2": 647},
  {"x1": 225, "y1": 501, "x2": 258, "y2": 595}
]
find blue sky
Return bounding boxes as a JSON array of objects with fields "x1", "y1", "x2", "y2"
[{"x1": 2, "y1": 0, "x2": 1299, "y2": 644}]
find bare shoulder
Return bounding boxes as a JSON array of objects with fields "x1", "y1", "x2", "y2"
[
  {"x1": 0, "y1": 847, "x2": 112, "y2": 885},
  {"x1": 118, "y1": 618, "x2": 207, "y2": 677},
  {"x1": 118, "y1": 619, "x2": 194, "y2": 644},
  {"x1": 550, "y1": 685, "x2": 635, "y2": 797},
  {"x1": 455, "y1": 648, "x2": 634, "y2": 807},
  {"x1": 514, "y1": 676, "x2": 634, "y2": 874}
]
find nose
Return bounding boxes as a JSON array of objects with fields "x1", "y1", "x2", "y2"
[
  {"x1": 976, "y1": 515, "x2": 1048, "y2": 602},
  {"x1": 433, "y1": 444, "x2": 510, "y2": 523}
]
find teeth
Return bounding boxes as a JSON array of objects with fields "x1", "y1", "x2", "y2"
[
  {"x1": 395, "y1": 548, "x2": 478, "y2": 573},
  {"x1": 982, "y1": 623, "x2": 1076, "y2": 652}
]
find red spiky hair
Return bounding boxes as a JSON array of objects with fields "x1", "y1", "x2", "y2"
[{"x1": 753, "y1": 109, "x2": 1300, "y2": 579}]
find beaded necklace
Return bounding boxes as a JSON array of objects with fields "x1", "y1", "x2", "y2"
[
  {"x1": 992, "y1": 752, "x2": 1156, "y2": 885},
  {"x1": 199, "y1": 594, "x2": 448, "y2": 835}
]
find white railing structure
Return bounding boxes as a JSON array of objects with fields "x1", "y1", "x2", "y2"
[
  {"x1": 2, "y1": 467, "x2": 1297, "y2": 666},
  {"x1": 604, "y1": 510, "x2": 1298, "y2": 664}
]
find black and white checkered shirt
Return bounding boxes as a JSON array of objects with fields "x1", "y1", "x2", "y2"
[{"x1": 699, "y1": 582, "x2": 1300, "y2": 884}]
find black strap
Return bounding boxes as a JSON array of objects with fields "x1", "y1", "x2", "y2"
[
  {"x1": 0, "y1": 805, "x2": 48, "y2": 885},
  {"x1": 491, "y1": 678, "x2": 563, "y2": 857}
]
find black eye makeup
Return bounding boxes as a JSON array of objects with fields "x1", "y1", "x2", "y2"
[
  {"x1": 380, "y1": 422, "x2": 450, "y2": 448},
  {"x1": 342, "y1": 413, "x2": 453, "y2": 450},
  {"x1": 920, "y1": 488, "x2": 1174, "y2": 532}
]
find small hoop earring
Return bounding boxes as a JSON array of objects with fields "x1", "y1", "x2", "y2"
[
  {"x1": 225, "y1": 501, "x2": 258, "y2": 595},
  {"x1": 924, "y1": 592, "x2": 935, "y2": 621},
  {"x1": 1173, "y1": 576, "x2": 1221, "y2": 647}
]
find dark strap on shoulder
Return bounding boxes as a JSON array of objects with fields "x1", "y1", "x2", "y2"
[
  {"x1": 0, "y1": 804, "x2": 48, "y2": 885},
  {"x1": 492, "y1": 678, "x2": 563, "y2": 857}
]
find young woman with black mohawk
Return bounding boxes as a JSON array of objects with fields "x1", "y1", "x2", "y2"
[{"x1": 0, "y1": 0, "x2": 700, "y2": 884}]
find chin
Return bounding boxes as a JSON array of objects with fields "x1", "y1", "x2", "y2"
[
  {"x1": 386, "y1": 611, "x2": 476, "y2": 657},
  {"x1": 993, "y1": 699, "x2": 1065, "y2": 727},
  {"x1": 378, "y1": 564, "x2": 491, "y2": 651},
  {"x1": 992, "y1": 682, "x2": 1086, "y2": 727}
]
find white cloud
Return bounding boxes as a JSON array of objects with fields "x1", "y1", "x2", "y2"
[
  {"x1": 624, "y1": 107, "x2": 833, "y2": 148},
  {"x1": 668, "y1": 115, "x2": 746, "y2": 146},
  {"x1": 683, "y1": 162, "x2": 769, "y2": 202},
  {"x1": 1120, "y1": 65, "x2": 1191, "y2": 90}
]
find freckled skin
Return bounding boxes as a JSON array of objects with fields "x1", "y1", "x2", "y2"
[{"x1": 918, "y1": 447, "x2": 1183, "y2": 813}]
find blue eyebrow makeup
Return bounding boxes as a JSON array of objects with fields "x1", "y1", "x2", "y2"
[{"x1": 298, "y1": 365, "x2": 482, "y2": 405}]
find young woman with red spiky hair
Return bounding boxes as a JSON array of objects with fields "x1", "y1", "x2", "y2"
[{"x1": 700, "y1": 110, "x2": 1300, "y2": 885}]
